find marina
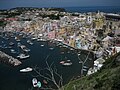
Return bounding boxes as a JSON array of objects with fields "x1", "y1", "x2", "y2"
[{"x1": 0, "y1": 31, "x2": 94, "y2": 90}]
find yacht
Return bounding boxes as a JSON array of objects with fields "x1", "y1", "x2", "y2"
[
  {"x1": 20, "y1": 67, "x2": 33, "y2": 72},
  {"x1": 17, "y1": 53, "x2": 30, "y2": 59}
]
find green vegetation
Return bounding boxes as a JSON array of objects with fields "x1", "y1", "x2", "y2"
[
  {"x1": 48, "y1": 8, "x2": 66, "y2": 12},
  {"x1": 62, "y1": 52, "x2": 120, "y2": 90},
  {"x1": 0, "y1": 21, "x2": 7, "y2": 27}
]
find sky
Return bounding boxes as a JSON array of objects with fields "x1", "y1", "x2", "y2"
[{"x1": 0, "y1": 0, "x2": 120, "y2": 9}]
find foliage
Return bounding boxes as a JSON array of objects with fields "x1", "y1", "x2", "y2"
[{"x1": 62, "y1": 53, "x2": 120, "y2": 90}]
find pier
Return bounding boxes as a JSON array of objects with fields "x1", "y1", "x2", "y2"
[{"x1": 0, "y1": 51, "x2": 22, "y2": 66}]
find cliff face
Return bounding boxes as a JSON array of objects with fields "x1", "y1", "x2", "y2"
[{"x1": 63, "y1": 52, "x2": 120, "y2": 90}]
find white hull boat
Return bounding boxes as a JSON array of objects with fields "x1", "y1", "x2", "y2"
[
  {"x1": 20, "y1": 67, "x2": 33, "y2": 72},
  {"x1": 17, "y1": 54, "x2": 30, "y2": 59},
  {"x1": 32, "y1": 78, "x2": 38, "y2": 87}
]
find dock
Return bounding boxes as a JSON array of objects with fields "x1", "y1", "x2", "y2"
[{"x1": 0, "y1": 51, "x2": 22, "y2": 66}]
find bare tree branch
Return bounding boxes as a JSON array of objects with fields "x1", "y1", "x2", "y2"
[{"x1": 33, "y1": 60, "x2": 63, "y2": 90}]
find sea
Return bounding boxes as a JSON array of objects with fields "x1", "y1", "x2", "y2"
[
  {"x1": 0, "y1": 31, "x2": 94, "y2": 90},
  {"x1": 64, "y1": 6, "x2": 120, "y2": 13}
]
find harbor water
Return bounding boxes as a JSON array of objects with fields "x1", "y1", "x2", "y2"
[{"x1": 0, "y1": 31, "x2": 94, "y2": 90}]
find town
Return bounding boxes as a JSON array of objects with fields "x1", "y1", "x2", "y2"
[
  {"x1": 0, "y1": 7, "x2": 120, "y2": 58},
  {"x1": 0, "y1": 7, "x2": 120, "y2": 89}
]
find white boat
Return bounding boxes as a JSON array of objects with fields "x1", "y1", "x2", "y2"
[
  {"x1": 27, "y1": 40, "x2": 33, "y2": 45},
  {"x1": 17, "y1": 54, "x2": 30, "y2": 59},
  {"x1": 10, "y1": 49, "x2": 16, "y2": 53},
  {"x1": 32, "y1": 78, "x2": 38, "y2": 87},
  {"x1": 20, "y1": 67, "x2": 33, "y2": 72},
  {"x1": 31, "y1": 37, "x2": 37, "y2": 40},
  {"x1": 62, "y1": 62, "x2": 72, "y2": 66},
  {"x1": 20, "y1": 45, "x2": 30, "y2": 52},
  {"x1": 83, "y1": 69, "x2": 87, "y2": 71},
  {"x1": 40, "y1": 44, "x2": 44, "y2": 47},
  {"x1": 15, "y1": 37, "x2": 20, "y2": 41},
  {"x1": 49, "y1": 47, "x2": 54, "y2": 50}
]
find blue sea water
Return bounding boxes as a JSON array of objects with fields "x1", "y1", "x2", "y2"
[{"x1": 64, "y1": 6, "x2": 120, "y2": 13}]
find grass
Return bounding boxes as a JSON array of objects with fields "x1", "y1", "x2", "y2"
[{"x1": 62, "y1": 52, "x2": 120, "y2": 90}]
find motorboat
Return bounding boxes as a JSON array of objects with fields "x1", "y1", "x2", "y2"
[
  {"x1": 20, "y1": 45, "x2": 30, "y2": 52},
  {"x1": 83, "y1": 66, "x2": 88, "y2": 69},
  {"x1": 17, "y1": 53, "x2": 30, "y2": 59},
  {"x1": 10, "y1": 49, "x2": 16, "y2": 53},
  {"x1": 60, "y1": 61, "x2": 65, "y2": 64},
  {"x1": 20, "y1": 67, "x2": 33, "y2": 72},
  {"x1": 82, "y1": 68, "x2": 87, "y2": 71},
  {"x1": 31, "y1": 37, "x2": 37, "y2": 40},
  {"x1": 32, "y1": 78, "x2": 38, "y2": 87},
  {"x1": 27, "y1": 40, "x2": 33, "y2": 45},
  {"x1": 15, "y1": 37, "x2": 20, "y2": 41},
  {"x1": 32, "y1": 78, "x2": 42, "y2": 88},
  {"x1": 40, "y1": 44, "x2": 44, "y2": 47},
  {"x1": 49, "y1": 47, "x2": 54, "y2": 50},
  {"x1": 60, "y1": 60, "x2": 72, "y2": 66},
  {"x1": 62, "y1": 62, "x2": 72, "y2": 66}
]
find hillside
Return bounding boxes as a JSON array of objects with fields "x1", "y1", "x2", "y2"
[{"x1": 63, "y1": 52, "x2": 120, "y2": 90}]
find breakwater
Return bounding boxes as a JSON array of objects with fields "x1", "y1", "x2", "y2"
[{"x1": 0, "y1": 51, "x2": 21, "y2": 66}]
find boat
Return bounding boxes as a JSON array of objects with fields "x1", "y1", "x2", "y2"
[
  {"x1": 40, "y1": 44, "x2": 44, "y2": 47},
  {"x1": 60, "y1": 60, "x2": 72, "y2": 66},
  {"x1": 32, "y1": 78, "x2": 42, "y2": 88},
  {"x1": 17, "y1": 53, "x2": 30, "y2": 59},
  {"x1": 62, "y1": 62, "x2": 72, "y2": 66},
  {"x1": 32, "y1": 78, "x2": 38, "y2": 87},
  {"x1": 9, "y1": 42, "x2": 14, "y2": 46},
  {"x1": 60, "y1": 61, "x2": 65, "y2": 64},
  {"x1": 37, "y1": 81, "x2": 42, "y2": 88},
  {"x1": 17, "y1": 42, "x2": 21, "y2": 47},
  {"x1": 83, "y1": 66, "x2": 88, "y2": 69},
  {"x1": 10, "y1": 49, "x2": 16, "y2": 53},
  {"x1": 20, "y1": 67, "x2": 33, "y2": 72},
  {"x1": 15, "y1": 36, "x2": 20, "y2": 41},
  {"x1": 20, "y1": 45, "x2": 30, "y2": 52},
  {"x1": 49, "y1": 47, "x2": 54, "y2": 50},
  {"x1": 27, "y1": 40, "x2": 33, "y2": 45},
  {"x1": 31, "y1": 37, "x2": 37, "y2": 40},
  {"x1": 82, "y1": 69, "x2": 87, "y2": 71}
]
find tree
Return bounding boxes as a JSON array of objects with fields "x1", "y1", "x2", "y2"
[{"x1": 33, "y1": 55, "x2": 64, "y2": 90}]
